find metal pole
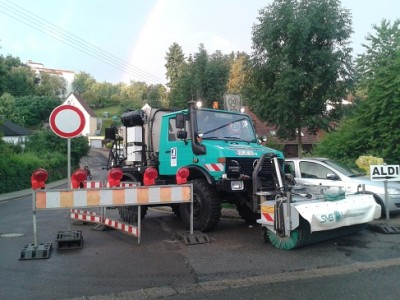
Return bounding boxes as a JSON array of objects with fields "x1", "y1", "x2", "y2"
[
  {"x1": 190, "y1": 184, "x2": 193, "y2": 235},
  {"x1": 32, "y1": 191, "x2": 38, "y2": 247},
  {"x1": 68, "y1": 138, "x2": 71, "y2": 188},
  {"x1": 384, "y1": 180, "x2": 390, "y2": 223},
  {"x1": 138, "y1": 206, "x2": 141, "y2": 244}
]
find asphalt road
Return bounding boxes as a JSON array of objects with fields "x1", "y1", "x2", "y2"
[{"x1": 1, "y1": 148, "x2": 400, "y2": 299}]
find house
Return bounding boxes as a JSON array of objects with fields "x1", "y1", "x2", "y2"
[
  {"x1": 27, "y1": 60, "x2": 75, "y2": 95},
  {"x1": 62, "y1": 93, "x2": 98, "y2": 137},
  {"x1": 244, "y1": 107, "x2": 324, "y2": 157},
  {"x1": 0, "y1": 120, "x2": 32, "y2": 145}
]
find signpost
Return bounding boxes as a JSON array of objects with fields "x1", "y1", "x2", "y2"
[
  {"x1": 370, "y1": 164, "x2": 400, "y2": 223},
  {"x1": 49, "y1": 105, "x2": 86, "y2": 187},
  {"x1": 370, "y1": 164, "x2": 400, "y2": 181}
]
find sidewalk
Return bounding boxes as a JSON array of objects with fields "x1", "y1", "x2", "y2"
[{"x1": 0, "y1": 179, "x2": 68, "y2": 203}]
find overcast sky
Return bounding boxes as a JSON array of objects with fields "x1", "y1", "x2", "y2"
[{"x1": 0, "y1": 0, "x2": 398, "y2": 85}]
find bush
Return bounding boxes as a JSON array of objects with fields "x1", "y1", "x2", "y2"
[{"x1": 0, "y1": 130, "x2": 90, "y2": 194}]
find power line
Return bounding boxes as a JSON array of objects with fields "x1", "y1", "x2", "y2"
[{"x1": 0, "y1": 1, "x2": 164, "y2": 84}]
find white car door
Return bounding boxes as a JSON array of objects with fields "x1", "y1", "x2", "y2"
[{"x1": 296, "y1": 161, "x2": 348, "y2": 197}]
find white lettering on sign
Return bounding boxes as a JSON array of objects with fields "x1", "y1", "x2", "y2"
[
  {"x1": 370, "y1": 165, "x2": 400, "y2": 181},
  {"x1": 171, "y1": 147, "x2": 177, "y2": 167}
]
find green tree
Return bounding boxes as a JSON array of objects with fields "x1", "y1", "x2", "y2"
[
  {"x1": 6, "y1": 65, "x2": 36, "y2": 96},
  {"x1": 15, "y1": 96, "x2": 60, "y2": 126},
  {"x1": 246, "y1": 0, "x2": 354, "y2": 156},
  {"x1": 314, "y1": 19, "x2": 400, "y2": 163},
  {"x1": 165, "y1": 42, "x2": 186, "y2": 89},
  {"x1": 227, "y1": 52, "x2": 250, "y2": 95},
  {"x1": 119, "y1": 81, "x2": 148, "y2": 112},
  {"x1": 192, "y1": 44, "x2": 209, "y2": 101},
  {"x1": 0, "y1": 93, "x2": 22, "y2": 124},
  {"x1": 35, "y1": 72, "x2": 67, "y2": 99},
  {"x1": 0, "y1": 55, "x2": 23, "y2": 95},
  {"x1": 167, "y1": 45, "x2": 232, "y2": 108},
  {"x1": 203, "y1": 50, "x2": 231, "y2": 107},
  {"x1": 25, "y1": 130, "x2": 90, "y2": 166},
  {"x1": 72, "y1": 72, "x2": 96, "y2": 96},
  {"x1": 146, "y1": 83, "x2": 168, "y2": 108}
]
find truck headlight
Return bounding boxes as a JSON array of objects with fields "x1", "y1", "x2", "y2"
[{"x1": 231, "y1": 181, "x2": 244, "y2": 191}]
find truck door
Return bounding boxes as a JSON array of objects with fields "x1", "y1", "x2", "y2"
[{"x1": 158, "y1": 116, "x2": 193, "y2": 175}]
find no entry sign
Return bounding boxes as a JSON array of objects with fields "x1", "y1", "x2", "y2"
[{"x1": 49, "y1": 105, "x2": 86, "y2": 138}]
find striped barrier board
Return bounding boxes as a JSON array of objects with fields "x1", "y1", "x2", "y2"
[
  {"x1": 30, "y1": 184, "x2": 192, "y2": 246},
  {"x1": 70, "y1": 211, "x2": 139, "y2": 237},
  {"x1": 70, "y1": 209, "x2": 97, "y2": 215},
  {"x1": 70, "y1": 181, "x2": 138, "y2": 189},
  {"x1": 82, "y1": 181, "x2": 103, "y2": 188},
  {"x1": 106, "y1": 182, "x2": 137, "y2": 188},
  {"x1": 104, "y1": 218, "x2": 139, "y2": 236},
  {"x1": 35, "y1": 185, "x2": 192, "y2": 210},
  {"x1": 70, "y1": 211, "x2": 102, "y2": 223}
]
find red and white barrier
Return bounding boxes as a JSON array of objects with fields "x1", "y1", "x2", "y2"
[
  {"x1": 69, "y1": 210, "x2": 139, "y2": 238},
  {"x1": 32, "y1": 184, "x2": 192, "y2": 244},
  {"x1": 36, "y1": 185, "x2": 191, "y2": 209}
]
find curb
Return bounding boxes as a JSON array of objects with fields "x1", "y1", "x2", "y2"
[{"x1": 0, "y1": 179, "x2": 68, "y2": 202}]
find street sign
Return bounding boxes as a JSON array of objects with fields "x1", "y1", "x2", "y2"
[
  {"x1": 49, "y1": 105, "x2": 86, "y2": 138},
  {"x1": 370, "y1": 164, "x2": 400, "y2": 181},
  {"x1": 223, "y1": 94, "x2": 242, "y2": 112}
]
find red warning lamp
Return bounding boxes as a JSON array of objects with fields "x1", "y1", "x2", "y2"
[
  {"x1": 108, "y1": 167, "x2": 123, "y2": 187},
  {"x1": 143, "y1": 167, "x2": 158, "y2": 186},
  {"x1": 31, "y1": 168, "x2": 48, "y2": 190},
  {"x1": 71, "y1": 168, "x2": 87, "y2": 188},
  {"x1": 176, "y1": 167, "x2": 190, "y2": 184}
]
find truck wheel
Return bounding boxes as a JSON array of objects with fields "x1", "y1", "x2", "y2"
[
  {"x1": 118, "y1": 175, "x2": 147, "y2": 223},
  {"x1": 171, "y1": 204, "x2": 181, "y2": 217},
  {"x1": 118, "y1": 206, "x2": 148, "y2": 223},
  {"x1": 236, "y1": 202, "x2": 258, "y2": 225},
  {"x1": 179, "y1": 178, "x2": 221, "y2": 232}
]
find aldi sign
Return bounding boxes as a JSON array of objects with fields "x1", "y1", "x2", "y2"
[{"x1": 370, "y1": 165, "x2": 400, "y2": 181}]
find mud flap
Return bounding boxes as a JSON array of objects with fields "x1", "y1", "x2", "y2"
[{"x1": 176, "y1": 231, "x2": 210, "y2": 245}]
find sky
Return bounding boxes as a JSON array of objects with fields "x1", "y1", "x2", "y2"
[{"x1": 0, "y1": 0, "x2": 399, "y2": 85}]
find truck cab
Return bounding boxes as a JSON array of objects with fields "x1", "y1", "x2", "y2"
[{"x1": 158, "y1": 106, "x2": 284, "y2": 194}]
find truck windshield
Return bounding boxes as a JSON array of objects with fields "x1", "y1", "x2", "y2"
[{"x1": 196, "y1": 110, "x2": 257, "y2": 142}]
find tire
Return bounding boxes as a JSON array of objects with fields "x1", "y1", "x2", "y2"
[
  {"x1": 171, "y1": 204, "x2": 181, "y2": 217},
  {"x1": 118, "y1": 206, "x2": 148, "y2": 223},
  {"x1": 236, "y1": 202, "x2": 258, "y2": 225},
  {"x1": 179, "y1": 178, "x2": 221, "y2": 232},
  {"x1": 373, "y1": 195, "x2": 386, "y2": 218}
]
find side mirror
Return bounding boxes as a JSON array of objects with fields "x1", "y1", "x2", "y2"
[
  {"x1": 105, "y1": 127, "x2": 116, "y2": 140},
  {"x1": 177, "y1": 130, "x2": 187, "y2": 140},
  {"x1": 176, "y1": 113, "x2": 185, "y2": 129},
  {"x1": 326, "y1": 173, "x2": 339, "y2": 180}
]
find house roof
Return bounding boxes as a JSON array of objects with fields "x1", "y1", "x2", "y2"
[
  {"x1": 1, "y1": 120, "x2": 32, "y2": 136},
  {"x1": 244, "y1": 106, "x2": 323, "y2": 145},
  {"x1": 66, "y1": 93, "x2": 97, "y2": 117}
]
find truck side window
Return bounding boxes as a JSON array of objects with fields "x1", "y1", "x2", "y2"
[
  {"x1": 168, "y1": 118, "x2": 178, "y2": 141},
  {"x1": 284, "y1": 162, "x2": 295, "y2": 177}
]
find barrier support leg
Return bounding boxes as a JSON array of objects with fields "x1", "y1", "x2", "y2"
[
  {"x1": 138, "y1": 206, "x2": 141, "y2": 244},
  {"x1": 19, "y1": 191, "x2": 52, "y2": 260},
  {"x1": 32, "y1": 191, "x2": 38, "y2": 247},
  {"x1": 176, "y1": 187, "x2": 209, "y2": 245},
  {"x1": 190, "y1": 195, "x2": 193, "y2": 235}
]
